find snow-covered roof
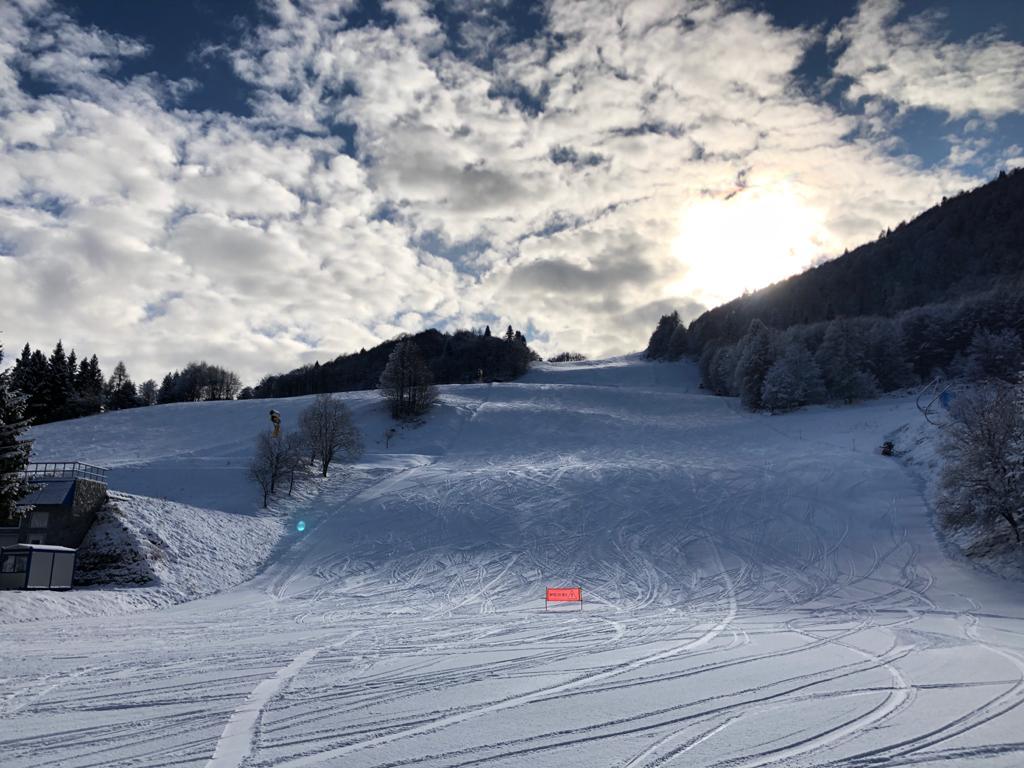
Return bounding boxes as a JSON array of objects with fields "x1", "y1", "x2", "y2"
[{"x1": 1, "y1": 544, "x2": 76, "y2": 553}]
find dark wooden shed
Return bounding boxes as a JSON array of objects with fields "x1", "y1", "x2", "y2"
[{"x1": 0, "y1": 544, "x2": 77, "y2": 590}]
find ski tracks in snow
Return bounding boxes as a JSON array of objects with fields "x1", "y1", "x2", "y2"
[
  {"x1": 7, "y1": 361, "x2": 1024, "y2": 768},
  {"x1": 206, "y1": 647, "x2": 322, "y2": 768}
]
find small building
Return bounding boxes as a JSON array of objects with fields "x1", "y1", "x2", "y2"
[
  {"x1": 0, "y1": 462, "x2": 109, "y2": 549},
  {"x1": 0, "y1": 544, "x2": 77, "y2": 590}
]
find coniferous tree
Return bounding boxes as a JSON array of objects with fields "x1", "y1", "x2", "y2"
[
  {"x1": 5, "y1": 344, "x2": 108, "y2": 422},
  {"x1": 44, "y1": 340, "x2": 75, "y2": 418},
  {"x1": 22, "y1": 349, "x2": 50, "y2": 422},
  {"x1": 11, "y1": 344, "x2": 32, "y2": 392},
  {"x1": 0, "y1": 345, "x2": 34, "y2": 522},
  {"x1": 76, "y1": 355, "x2": 101, "y2": 397},
  {"x1": 75, "y1": 354, "x2": 105, "y2": 415},
  {"x1": 66, "y1": 350, "x2": 78, "y2": 387},
  {"x1": 157, "y1": 373, "x2": 176, "y2": 404},
  {"x1": 106, "y1": 361, "x2": 139, "y2": 410},
  {"x1": 645, "y1": 311, "x2": 681, "y2": 359}
]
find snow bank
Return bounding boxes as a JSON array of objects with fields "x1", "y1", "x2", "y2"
[{"x1": 0, "y1": 492, "x2": 284, "y2": 623}]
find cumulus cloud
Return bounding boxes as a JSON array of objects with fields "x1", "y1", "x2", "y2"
[
  {"x1": 0, "y1": 0, "x2": 1007, "y2": 382},
  {"x1": 829, "y1": 0, "x2": 1024, "y2": 118}
]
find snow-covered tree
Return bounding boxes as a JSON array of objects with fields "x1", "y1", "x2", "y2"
[
  {"x1": 379, "y1": 339, "x2": 437, "y2": 419},
  {"x1": 705, "y1": 344, "x2": 739, "y2": 396},
  {"x1": 300, "y1": 394, "x2": 362, "y2": 477},
  {"x1": 761, "y1": 344, "x2": 827, "y2": 413},
  {"x1": 938, "y1": 385, "x2": 1022, "y2": 543},
  {"x1": 0, "y1": 345, "x2": 33, "y2": 522},
  {"x1": 666, "y1": 324, "x2": 688, "y2": 360},
  {"x1": 815, "y1": 319, "x2": 878, "y2": 403},
  {"x1": 734, "y1": 319, "x2": 777, "y2": 410},
  {"x1": 964, "y1": 328, "x2": 1023, "y2": 383},
  {"x1": 1010, "y1": 376, "x2": 1024, "y2": 525},
  {"x1": 865, "y1": 318, "x2": 915, "y2": 390}
]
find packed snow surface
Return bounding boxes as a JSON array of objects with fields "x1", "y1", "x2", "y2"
[{"x1": 4, "y1": 357, "x2": 1023, "y2": 767}]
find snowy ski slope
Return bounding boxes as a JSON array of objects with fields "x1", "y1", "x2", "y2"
[{"x1": 3, "y1": 356, "x2": 1024, "y2": 767}]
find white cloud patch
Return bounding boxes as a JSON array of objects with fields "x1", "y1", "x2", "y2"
[
  {"x1": 0, "y1": 0, "x2": 1008, "y2": 382},
  {"x1": 829, "y1": 0, "x2": 1024, "y2": 119}
]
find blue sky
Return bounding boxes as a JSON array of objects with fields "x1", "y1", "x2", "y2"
[{"x1": 2, "y1": 0, "x2": 1023, "y2": 382}]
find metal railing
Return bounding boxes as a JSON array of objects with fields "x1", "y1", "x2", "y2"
[{"x1": 23, "y1": 462, "x2": 108, "y2": 484}]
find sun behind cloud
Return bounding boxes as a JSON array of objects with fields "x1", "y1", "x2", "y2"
[{"x1": 670, "y1": 180, "x2": 839, "y2": 308}]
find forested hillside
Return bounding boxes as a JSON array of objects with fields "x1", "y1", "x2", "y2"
[
  {"x1": 254, "y1": 326, "x2": 538, "y2": 399},
  {"x1": 687, "y1": 168, "x2": 1024, "y2": 353},
  {"x1": 645, "y1": 170, "x2": 1024, "y2": 412}
]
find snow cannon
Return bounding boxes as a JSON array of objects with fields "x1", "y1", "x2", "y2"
[{"x1": 269, "y1": 409, "x2": 282, "y2": 437}]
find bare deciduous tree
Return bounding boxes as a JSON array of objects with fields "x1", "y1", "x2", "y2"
[
  {"x1": 300, "y1": 394, "x2": 362, "y2": 477},
  {"x1": 249, "y1": 432, "x2": 287, "y2": 508},
  {"x1": 378, "y1": 339, "x2": 437, "y2": 419},
  {"x1": 282, "y1": 431, "x2": 310, "y2": 495}
]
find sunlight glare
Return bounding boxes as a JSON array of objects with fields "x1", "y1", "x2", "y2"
[{"x1": 670, "y1": 182, "x2": 835, "y2": 307}]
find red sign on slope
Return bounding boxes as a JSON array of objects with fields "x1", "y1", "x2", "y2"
[{"x1": 546, "y1": 587, "x2": 582, "y2": 602}]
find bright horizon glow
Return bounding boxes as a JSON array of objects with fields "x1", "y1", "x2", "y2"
[{"x1": 669, "y1": 182, "x2": 839, "y2": 308}]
